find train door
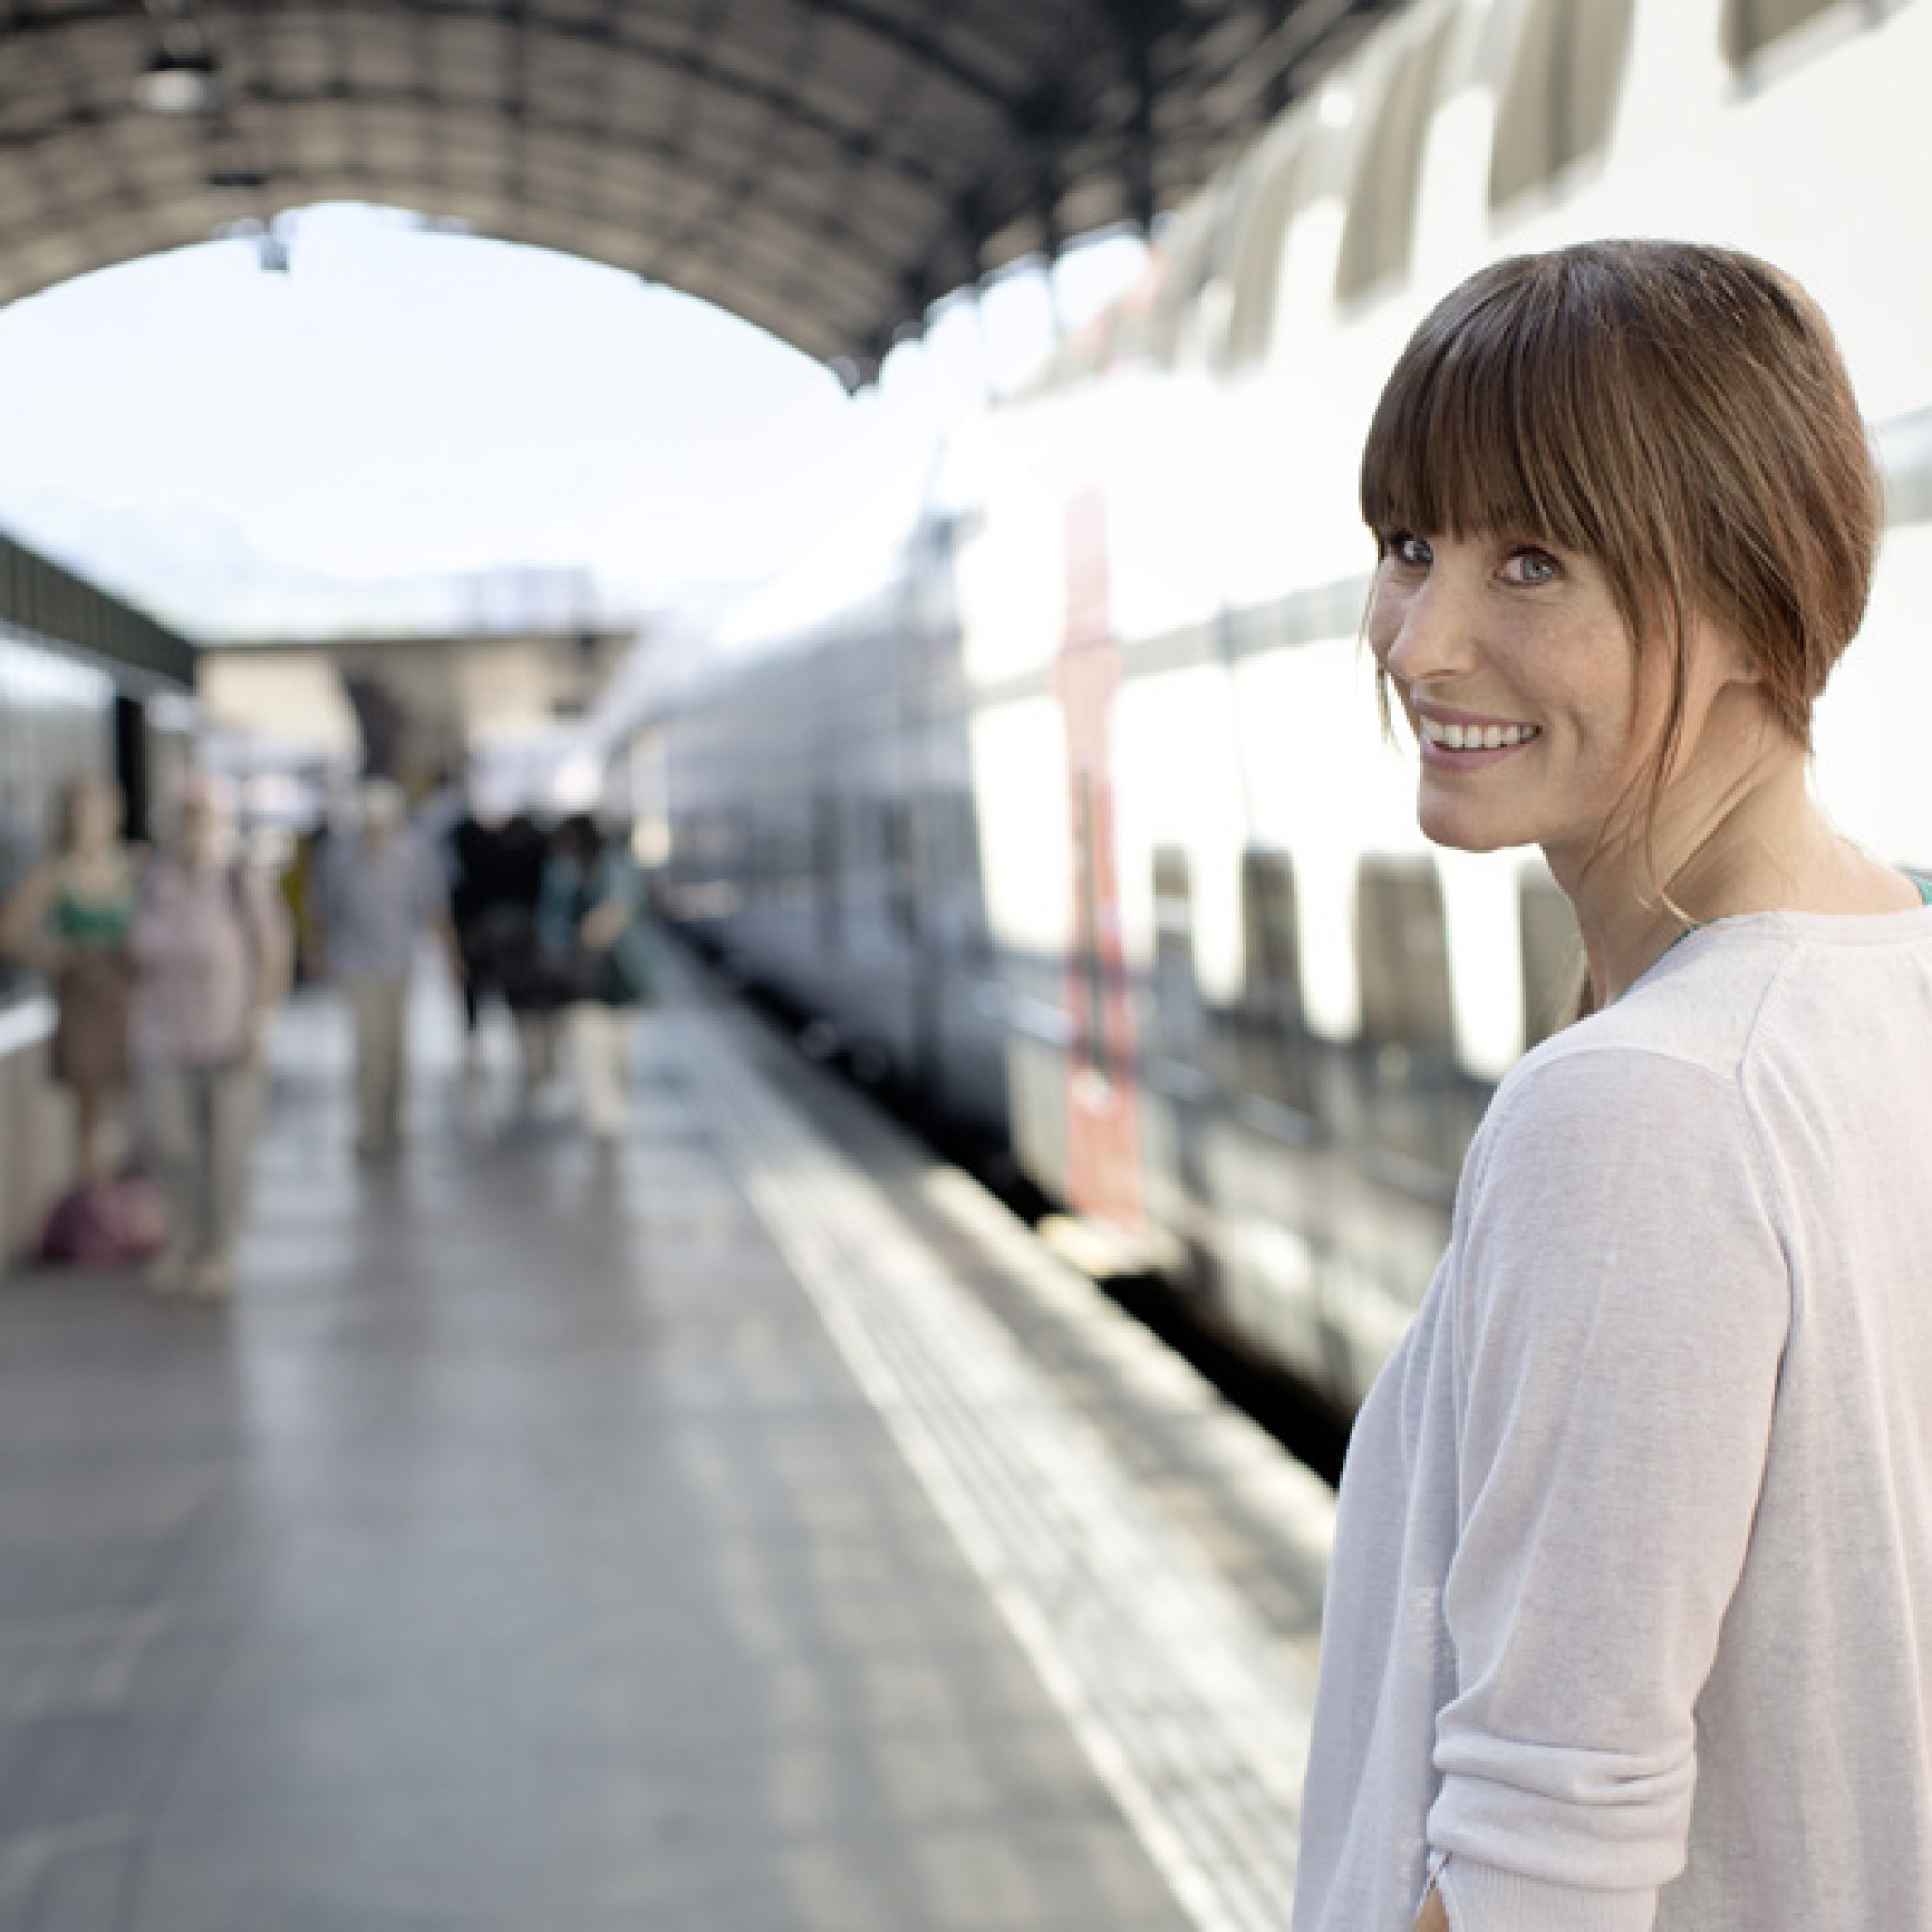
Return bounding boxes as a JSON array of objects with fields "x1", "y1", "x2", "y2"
[
  {"x1": 814, "y1": 791, "x2": 842, "y2": 958},
  {"x1": 1151, "y1": 848, "x2": 1206, "y2": 1067},
  {"x1": 1330, "y1": 855, "x2": 1463, "y2": 1400},
  {"x1": 1355, "y1": 856, "x2": 1462, "y2": 1177},
  {"x1": 1051, "y1": 485, "x2": 1144, "y2": 1231},
  {"x1": 1237, "y1": 849, "x2": 1312, "y2": 1117},
  {"x1": 1151, "y1": 847, "x2": 1214, "y2": 1280}
]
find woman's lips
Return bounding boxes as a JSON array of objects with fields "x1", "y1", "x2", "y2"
[{"x1": 1413, "y1": 708, "x2": 1542, "y2": 770}]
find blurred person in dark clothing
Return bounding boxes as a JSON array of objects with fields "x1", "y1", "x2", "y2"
[
  {"x1": 492, "y1": 811, "x2": 561, "y2": 1098},
  {"x1": 446, "y1": 795, "x2": 549, "y2": 1076}
]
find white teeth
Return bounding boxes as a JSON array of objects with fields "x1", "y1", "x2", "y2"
[{"x1": 1420, "y1": 717, "x2": 1540, "y2": 750}]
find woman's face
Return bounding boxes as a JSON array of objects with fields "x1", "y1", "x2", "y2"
[
  {"x1": 1366, "y1": 528, "x2": 1680, "y2": 867},
  {"x1": 69, "y1": 783, "x2": 120, "y2": 858},
  {"x1": 177, "y1": 790, "x2": 223, "y2": 864}
]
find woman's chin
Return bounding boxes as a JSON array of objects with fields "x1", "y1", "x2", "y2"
[{"x1": 1416, "y1": 800, "x2": 1531, "y2": 855}]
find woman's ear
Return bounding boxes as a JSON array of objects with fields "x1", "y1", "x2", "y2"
[
  {"x1": 1681, "y1": 615, "x2": 1764, "y2": 706},
  {"x1": 1701, "y1": 616, "x2": 1763, "y2": 690}
]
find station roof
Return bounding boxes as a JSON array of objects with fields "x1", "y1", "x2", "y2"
[{"x1": 0, "y1": 0, "x2": 1397, "y2": 382}]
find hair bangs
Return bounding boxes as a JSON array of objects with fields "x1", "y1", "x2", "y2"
[{"x1": 1360, "y1": 263, "x2": 1632, "y2": 559}]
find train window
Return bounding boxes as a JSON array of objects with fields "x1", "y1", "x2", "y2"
[
  {"x1": 887, "y1": 799, "x2": 917, "y2": 941},
  {"x1": 1357, "y1": 857, "x2": 1455, "y2": 1053},
  {"x1": 1877, "y1": 405, "x2": 1932, "y2": 529},
  {"x1": 1519, "y1": 863, "x2": 1580, "y2": 1049},
  {"x1": 1144, "y1": 193, "x2": 1228, "y2": 367},
  {"x1": 1103, "y1": 276, "x2": 1158, "y2": 371},
  {"x1": 1223, "y1": 130, "x2": 1308, "y2": 369},
  {"x1": 748, "y1": 810, "x2": 767, "y2": 906},
  {"x1": 1489, "y1": 0, "x2": 1635, "y2": 211},
  {"x1": 1355, "y1": 855, "x2": 1467, "y2": 1175},
  {"x1": 1722, "y1": 0, "x2": 1853, "y2": 67},
  {"x1": 1335, "y1": 18, "x2": 1453, "y2": 306},
  {"x1": 814, "y1": 792, "x2": 842, "y2": 953},
  {"x1": 1152, "y1": 847, "x2": 1205, "y2": 1062},
  {"x1": 1074, "y1": 773, "x2": 1112, "y2": 1079},
  {"x1": 1236, "y1": 849, "x2": 1315, "y2": 1114},
  {"x1": 933, "y1": 788, "x2": 993, "y2": 968}
]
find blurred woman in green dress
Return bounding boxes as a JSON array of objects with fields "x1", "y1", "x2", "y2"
[{"x1": 0, "y1": 775, "x2": 138, "y2": 1184}]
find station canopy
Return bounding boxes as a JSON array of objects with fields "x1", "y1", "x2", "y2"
[{"x1": 0, "y1": 0, "x2": 1397, "y2": 382}]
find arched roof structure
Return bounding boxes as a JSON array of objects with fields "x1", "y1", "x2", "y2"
[{"x1": 0, "y1": 0, "x2": 1400, "y2": 381}]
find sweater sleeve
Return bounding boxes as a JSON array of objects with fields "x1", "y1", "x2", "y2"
[{"x1": 1428, "y1": 1047, "x2": 1789, "y2": 1932}]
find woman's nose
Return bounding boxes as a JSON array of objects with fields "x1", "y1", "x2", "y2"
[{"x1": 1376, "y1": 572, "x2": 1477, "y2": 687}]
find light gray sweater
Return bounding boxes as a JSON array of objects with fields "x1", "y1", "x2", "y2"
[{"x1": 1293, "y1": 905, "x2": 1932, "y2": 1932}]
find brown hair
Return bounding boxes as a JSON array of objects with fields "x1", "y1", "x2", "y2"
[{"x1": 1359, "y1": 239, "x2": 1880, "y2": 886}]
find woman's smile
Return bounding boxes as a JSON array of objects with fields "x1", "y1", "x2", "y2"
[{"x1": 1413, "y1": 701, "x2": 1544, "y2": 765}]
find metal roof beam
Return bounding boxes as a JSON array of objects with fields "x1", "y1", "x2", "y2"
[
  {"x1": 0, "y1": 0, "x2": 1395, "y2": 373},
  {"x1": 762, "y1": 0, "x2": 1017, "y2": 116},
  {"x1": 0, "y1": 62, "x2": 956, "y2": 216},
  {"x1": 0, "y1": 0, "x2": 1027, "y2": 119},
  {"x1": 0, "y1": 2, "x2": 964, "y2": 193},
  {"x1": 0, "y1": 107, "x2": 926, "y2": 301}
]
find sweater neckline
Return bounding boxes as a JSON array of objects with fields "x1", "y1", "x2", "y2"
[{"x1": 1631, "y1": 877, "x2": 1932, "y2": 997}]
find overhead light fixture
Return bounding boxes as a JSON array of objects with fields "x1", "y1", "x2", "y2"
[{"x1": 133, "y1": 48, "x2": 221, "y2": 115}]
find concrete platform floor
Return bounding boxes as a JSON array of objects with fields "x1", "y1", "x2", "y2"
[{"x1": 0, "y1": 977, "x2": 1328, "y2": 1931}]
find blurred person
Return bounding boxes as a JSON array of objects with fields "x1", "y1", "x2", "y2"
[
  {"x1": 1295, "y1": 242, "x2": 1932, "y2": 1932},
  {"x1": 539, "y1": 815, "x2": 654, "y2": 1141},
  {"x1": 313, "y1": 777, "x2": 456, "y2": 1156},
  {"x1": 281, "y1": 816, "x2": 330, "y2": 987},
  {"x1": 445, "y1": 793, "x2": 498, "y2": 1050},
  {"x1": 496, "y1": 810, "x2": 561, "y2": 1098},
  {"x1": 446, "y1": 784, "x2": 544, "y2": 1078},
  {"x1": 0, "y1": 775, "x2": 138, "y2": 1183},
  {"x1": 131, "y1": 775, "x2": 290, "y2": 1301}
]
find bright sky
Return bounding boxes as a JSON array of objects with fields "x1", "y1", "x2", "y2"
[{"x1": 0, "y1": 203, "x2": 1145, "y2": 639}]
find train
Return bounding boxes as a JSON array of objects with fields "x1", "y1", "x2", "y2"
[{"x1": 628, "y1": 0, "x2": 1932, "y2": 1420}]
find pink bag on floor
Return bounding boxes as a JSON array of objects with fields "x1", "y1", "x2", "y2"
[{"x1": 37, "y1": 1175, "x2": 169, "y2": 1265}]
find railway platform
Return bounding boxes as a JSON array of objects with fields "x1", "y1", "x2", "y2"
[{"x1": 0, "y1": 959, "x2": 1335, "y2": 1932}]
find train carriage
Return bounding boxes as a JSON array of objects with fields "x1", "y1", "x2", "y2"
[{"x1": 657, "y1": 0, "x2": 1932, "y2": 1418}]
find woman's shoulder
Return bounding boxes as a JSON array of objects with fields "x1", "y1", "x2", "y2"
[
  {"x1": 1499, "y1": 984, "x2": 1744, "y2": 1110},
  {"x1": 1502, "y1": 924, "x2": 1801, "y2": 1108},
  {"x1": 1457, "y1": 1019, "x2": 1786, "y2": 1324},
  {"x1": 1472, "y1": 996, "x2": 1764, "y2": 1210},
  {"x1": 1487, "y1": 1027, "x2": 1740, "y2": 1165}
]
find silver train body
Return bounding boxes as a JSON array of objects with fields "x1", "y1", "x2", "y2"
[{"x1": 643, "y1": 0, "x2": 1932, "y2": 1419}]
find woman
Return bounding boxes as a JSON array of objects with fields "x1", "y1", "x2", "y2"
[
  {"x1": 539, "y1": 815, "x2": 653, "y2": 1141},
  {"x1": 1293, "y1": 242, "x2": 1932, "y2": 1932},
  {"x1": 0, "y1": 775, "x2": 138, "y2": 1184},
  {"x1": 131, "y1": 776, "x2": 289, "y2": 1302}
]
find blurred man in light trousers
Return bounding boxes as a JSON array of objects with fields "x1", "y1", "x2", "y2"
[{"x1": 315, "y1": 780, "x2": 458, "y2": 1156}]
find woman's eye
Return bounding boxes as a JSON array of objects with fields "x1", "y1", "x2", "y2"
[
  {"x1": 1506, "y1": 548, "x2": 1558, "y2": 585},
  {"x1": 1385, "y1": 532, "x2": 1432, "y2": 568}
]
